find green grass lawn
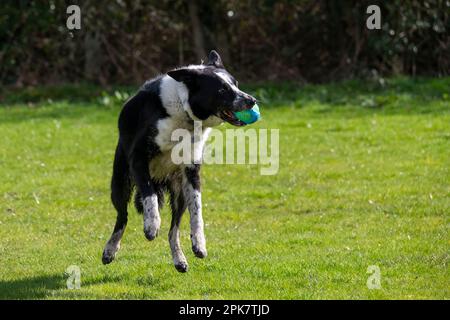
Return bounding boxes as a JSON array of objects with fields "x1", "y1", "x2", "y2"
[{"x1": 0, "y1": 77, "x2": 448, "y2": 299}]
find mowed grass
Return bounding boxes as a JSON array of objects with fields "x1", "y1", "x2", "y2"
[{"x1": 0, "y1": 78, "x2": 448, "y2": 299}]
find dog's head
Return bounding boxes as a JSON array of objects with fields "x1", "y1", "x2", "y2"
[{"x1": 167, "y1": 50, "x2": 257, "y2": 126}]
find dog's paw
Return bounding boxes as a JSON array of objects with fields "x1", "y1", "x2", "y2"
[
  {"x1": 144, "y1": 226, "x2": 159, "y2": 241},
  {"x1": 174, "y1": 261, "x2": 189, "y2": 273},
  {"x1": 192, "y1": 245, "x2": 207, "y2": 259},
  {"x1": 144, "y1": 214, "x2": 161, "y2": 241},
  {"x1": 143, "y1": 196, "x2": 160, "y2": 241},
  {"x1": 102, "y1": 241, "x2": 121, "y2": 265},
  {"x1": 102, "y1": 249, "x2": 116, "y2": 265},
  {"x1": 191, "y1": 233, "x2": 207, "y2": 258}
]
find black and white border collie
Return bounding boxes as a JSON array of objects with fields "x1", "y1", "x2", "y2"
[{"x1": 102, "y1": 51, "x2": 257, "y2": 272}]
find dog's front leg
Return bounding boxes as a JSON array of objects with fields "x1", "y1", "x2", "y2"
[
  {"x1": 130, "y1": 145, "x2": 160, "y2": 241},
  {"x1": 183, "y1": 165, "x2": 207, "y2": 258},
  {"x1": 142, "y1": 192, "x2": 160, "y2": 241},
  {"x1": 168, "y1": 179, "x2": 189, "y2": 272}
]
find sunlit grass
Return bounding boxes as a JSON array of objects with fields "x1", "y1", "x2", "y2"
[{"x1": 0, "y1": 77, "x2": 448, "y2": 299}]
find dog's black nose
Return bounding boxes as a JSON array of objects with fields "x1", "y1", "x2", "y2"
[{"x1": 245, "y1": 96, "x2": 257, "y2": 108}]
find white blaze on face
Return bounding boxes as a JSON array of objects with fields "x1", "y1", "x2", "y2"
[
  {"x1": 215, "y1": 71, "x2": 241, "y2": 95},
  {"x1": 186, "y1": 64, "x2": 206, "y2": 70}
]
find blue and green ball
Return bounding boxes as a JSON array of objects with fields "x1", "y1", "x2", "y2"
[{"x1": 234, "y1": 104, "x2": 261, "y2": 125}]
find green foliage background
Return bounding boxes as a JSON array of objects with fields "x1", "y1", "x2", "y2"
[{"x1": 0, "y1": 0, "x2": 448, "y2": 86}]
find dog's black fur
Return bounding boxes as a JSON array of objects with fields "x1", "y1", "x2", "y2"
[{"x1": 101, "y1": 51, "x2": 256, "y2": 272}]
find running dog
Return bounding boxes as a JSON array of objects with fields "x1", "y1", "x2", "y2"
[{"x1": 102, "y1": 51, "x2": 257, "y2": 272}]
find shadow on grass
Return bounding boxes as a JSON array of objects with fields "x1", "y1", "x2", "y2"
[
  {"x1": 0, "y1": 274, "x2": 65, "y2": 299},
  {"x1": 0, "y1": 273, "x2": 124, "y2": 299}
]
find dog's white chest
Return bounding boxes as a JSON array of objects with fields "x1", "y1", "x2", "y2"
[
  {"x1": 150, "y1": 117, "x2": 211, "y2": 180},
  {"x1": 155, "y1": 116, "x2": 192, "y2": 152}
]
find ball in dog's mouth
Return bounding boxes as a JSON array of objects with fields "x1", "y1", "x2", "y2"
[{"x1": 219, "y1": 110, "x2": 247, "y2": 126}]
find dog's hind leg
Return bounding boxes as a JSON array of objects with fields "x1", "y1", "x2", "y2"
[
  {"x1": 102, "y1": 143, "x2": 132, "y2": 265},
  {"x1": 168, "y1": 176, "x2": 188, "y2": 272}
]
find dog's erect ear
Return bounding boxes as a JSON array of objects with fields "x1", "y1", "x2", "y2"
[
  {"x1": 207, "y1": 50, "x2": 224, "y2": 68},
  {"x1": 167, "y1": 68, "x2": 201, "y2": 84}
]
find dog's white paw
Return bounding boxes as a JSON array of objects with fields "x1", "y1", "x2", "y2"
[
  {"x1": 143, "y1": 195, "x2": 160, "y2": 240},
  {"x1": 192, "y1": 245, "x2": 207, "y2": 258},
  {"x1": 191, "y1": 234, "x2": 207, "y2": 258},
  {"x1": 174, "y1": 259, "x2": 189, "y2": 273},
  {"x1": 144, "y1": 219, "x2": 160, "y2": 241}
]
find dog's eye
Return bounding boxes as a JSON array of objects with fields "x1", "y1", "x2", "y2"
[{"x1": 218, "y1": 88, "x2": 226, "y2": 95}]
